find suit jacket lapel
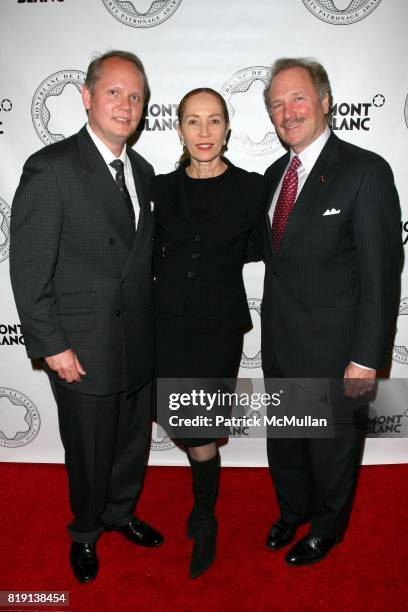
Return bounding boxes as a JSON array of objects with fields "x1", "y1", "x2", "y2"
[
  {"x1": 76, "y1": 127, "x2": 134, "y2": 248},
  {"x1": 128, "y1": 148, "x2": 147, "y2": 212},
  {"x1": 122, "y1": 147, "x2": 154, "y2": 277},
  {"x1": 277, "y1": 133, "x2": 340, "y2": 257},
  {"x1": 127, "y1": 147, "x2": 152, "y2": 240},
  {"x1": 265, "y1": 152, "x2": 289, "y2": 259}
]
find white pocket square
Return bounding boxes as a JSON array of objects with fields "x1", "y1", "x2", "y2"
[
  {"x1": 322, "y1": 208, "x2": 340, "y2": 216},
  {"x1": 150, "y1": 201, "x2": 154, "y2": 212}
]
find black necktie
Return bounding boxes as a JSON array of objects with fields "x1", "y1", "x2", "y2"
[{"x1": 109, "y1": 159, "x2": 136, "y2": 230}]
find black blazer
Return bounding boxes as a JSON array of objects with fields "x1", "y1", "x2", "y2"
[
  {"x1": 10, "y1": 126, "x2": 155, "y2": 395},
  {"x1": 261, "y1": 132, "x2": 401, "y2": 377},
  {"x1": 152, "y1": 161, "x2": 265, "y2": 328}
]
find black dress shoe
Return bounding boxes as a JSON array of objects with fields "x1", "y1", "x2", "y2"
[
  {"x1": 113, "y1": 518, "x2": 164, "y2": 547},
  {"x1": 285, "y1": 533, "x2": 342, "y2": 566},
  {"x1": 70, "y1": 542, "x2": 98, "y2": 584},
  {"x1": 266, "y1": 519, "x2": 297, "y2": 550}
]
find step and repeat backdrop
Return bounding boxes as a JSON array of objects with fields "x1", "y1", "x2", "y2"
[{"x1": 1, "y1": 0, "x2": 407, "y2": 465}]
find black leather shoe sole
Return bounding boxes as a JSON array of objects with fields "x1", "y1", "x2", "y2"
[
  {"x1": 70, "y1": 543, "x2": 99, "y2": 584},
  {"x1": 285, "y1": 536, "x2": 342, "y2": 566},
  {"x1": 71, "y1": 565, "x2": 99, "y2": 584},
  {"x1": 111, "y1": 519, "x2": 164, "y2": 547}
]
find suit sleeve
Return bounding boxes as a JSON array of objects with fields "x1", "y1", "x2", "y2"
[
  {"x1": 151, "y1": 175, "x2": 165, "y2": 277},
  {"x1": 243, "y1": 175, "x2": 269, "y2": 263},
  {"x1": 9, "y1": 152, "x2": 69, "y2": 359},
  {"x1": 351, "y1": 157, "x2": 402, "y2": 369}
]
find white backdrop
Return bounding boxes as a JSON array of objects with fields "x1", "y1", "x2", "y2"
[{"x1": 1, "y1": 0, "x2": 407, "y2": 465}]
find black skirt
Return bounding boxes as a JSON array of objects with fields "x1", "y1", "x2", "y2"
[{"x1": 155, "y1": 316, "x2": 244, "y2": 447}]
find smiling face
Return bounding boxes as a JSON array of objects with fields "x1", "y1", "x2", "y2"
[
  {"x1": 268, "y1": 66, "x2": 329, "y2": 153},
  {"x1": 82, "y1": 57, "x2": 144, "y2": 155},
  {"x1": 177, "y1": 92, "x2": 229, "y2": 165}
]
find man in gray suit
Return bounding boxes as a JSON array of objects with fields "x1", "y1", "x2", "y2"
[{"x1": 10, "y1": 51, "x2": 163, "y2": 583}]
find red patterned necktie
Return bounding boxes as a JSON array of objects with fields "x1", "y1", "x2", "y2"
[{"x1": 271, "y1": 155, "x2": 301, "y2": 253}]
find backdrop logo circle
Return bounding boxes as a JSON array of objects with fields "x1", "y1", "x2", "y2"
[
  {"x1": 0, "y1": 388, "x2": 41, "y2": 448},
  {"x1": 220, "y1": 67, "x2": 281, "y2": 157},
  {"x1": 393, "y1": 297, "x2": 408, "y2": 365},
  {"x1": 102, "y1": 0, "x2": 182, "y2": 28},
  {"x1": 31, "y1": 70, "x2": 86, "y2": 145},
  {"x1": 301, "y1": 0, "x2": 383, "y2": 25},
  {"x1": 150, "y1": 422, "x2": 175, "y2": 451},
  {"x1": 0, "y1": 197, "x2": 11, "y2": 263},
  {"x1": 404, "y1": 95, "x2": 408, "y2": 129},
  {"x1": 241, "y1": 298, "x2": 262, "y2": 368}
]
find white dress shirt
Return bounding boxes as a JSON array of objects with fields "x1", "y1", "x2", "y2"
[
  {"x1": 268, "y1": 125, "x2": 331, "y2": 224},
  {"x1": 86, "y1": 124, "x2": 140, "y2": 226},
  {"x1": 268, "y1": 125, "x2": 373, "y2": 372}
]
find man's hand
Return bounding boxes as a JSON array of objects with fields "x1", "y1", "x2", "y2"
[
  {"x1": 45, "y1": 349, "x2": 86, "y2": 383},
  {"x1": 343, "y1": 362, "x2": 376, "y2": 398}
]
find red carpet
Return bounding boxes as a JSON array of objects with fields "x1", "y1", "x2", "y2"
[{"x1": 0, "y1": 463, "x2": 407, "y2": 611}]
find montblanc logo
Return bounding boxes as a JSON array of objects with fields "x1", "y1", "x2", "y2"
[
  {"x1": 332, "y1": 94, "x2": 385, "y2": 131},
  {"x1": 0, "y1": 197, "x2": 11, "y2": 263},
  {"x1": 392, "y1": 297, "x2": 408, "y2": 365},
  {"x1": 0, "y1": 324, "x2": 25, "y2": 347},
  {"x1": 0, "y1": 388, "x2": 41, "y2": 448},
  {"x1": 0, "y1": 99, "x2": 12, "y2": 111},
  {"x1": 401, "y1": 220, "x2": 408, "y2": 247},
  {"x1": 220, "y1": 67, "x2": 281, "y2": 157},
  {"x1": 0, "y1": 98, "x2": 13, "y2": 136},
  {"x1": 241, "y1": 298, "x2": 262, "y2": 369},
  {"x1": 366, "y1": 411, "x2": 408, "y2": 436},
  {"x1": 31, "y1": 70, "x2": 86, "y2": 145},
  {"x1": 102, "y1": 0, "x2": 182, "y2": 28},
  {"x1": 143, "y1": 102, "x2": 178, "y2": 132},
  {"x1": 150, "y1": 422, "x2": 175, "y2": 451},
  {"x1": 301, "y1": 0, "x2": 383, "y2": 25}
]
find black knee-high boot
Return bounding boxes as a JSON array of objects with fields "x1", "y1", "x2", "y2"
[{"x1": 187, "y1": 451, "x2": 219, "y2": 579}]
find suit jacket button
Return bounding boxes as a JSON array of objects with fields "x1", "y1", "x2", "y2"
[
  {"x1": 192, "y1": 252, "x2": 200, "y2": 259},
  {"x1": 187, "y1": 271, "x2": 196, "y2": 278},
  {"x1": 114, "y1": 309, "x2": 121, "y2": 316},
  {"x1": 108, "y1": 238, "x2": 115, "y2": 245},
  {"x1": 272, "y1": 272, "x2": 279, "y2": 279},
  {"x1": 193, "y1": 235, "x2": 202, "y2": 242}
]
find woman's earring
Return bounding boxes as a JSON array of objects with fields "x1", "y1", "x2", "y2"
[{"x1": 180, "y1": 140, "x2": 185, "y2": 147}]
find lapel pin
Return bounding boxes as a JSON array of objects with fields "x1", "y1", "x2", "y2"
[
  {"x1": 320, "y1": 176, "x2": 326, "y2": 183},
  {"x1": 150, "y1": 201, "x2": 154, "y2": 212}
]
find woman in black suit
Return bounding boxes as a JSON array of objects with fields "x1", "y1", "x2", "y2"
[{"x1": 153, "y1": 88, "x2": 264, "y2": 578}]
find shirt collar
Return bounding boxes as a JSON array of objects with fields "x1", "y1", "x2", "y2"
[
  {"x1": 86, "y1": 123, "x2": 127, "y2": 166},
  {"x1": 290, "y1": 125, "x2": 331, "y2": 174}
]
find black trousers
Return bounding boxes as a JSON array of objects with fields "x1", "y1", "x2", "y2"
[
  {"x1": 264, "y1": 366, "x2": 365, "y2": 539},
  {"x1": 50, "y1": 378, "x2": 152, "y2": 543}
]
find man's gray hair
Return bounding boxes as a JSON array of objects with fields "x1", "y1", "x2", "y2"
[
  {"x1": 264, "y1": 57, "x2": 333, "y2": 124},
  {"x1": 84, "y1": 50, "x2": 150, "y2": 105}
]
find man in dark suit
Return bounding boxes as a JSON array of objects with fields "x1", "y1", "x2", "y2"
[
  {"x1": 261, "y1": 58, "x2": 401, "y2": 565},
  {"x1": 10, "y1": 51, "x2": 163, "y2": 583}
]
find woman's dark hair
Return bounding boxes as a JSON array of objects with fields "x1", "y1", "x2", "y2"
[{"x1": 177, "y1": 87, "x2": 230, "y2": 166}]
